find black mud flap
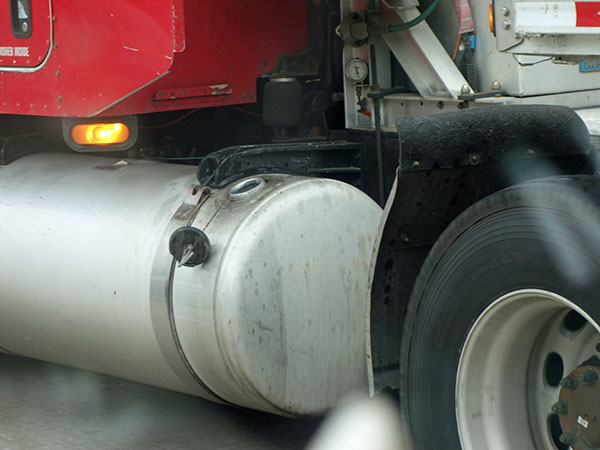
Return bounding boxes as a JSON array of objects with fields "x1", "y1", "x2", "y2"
[{"x1": 368, "y1": 105, "x2": 596, "y2": 392}]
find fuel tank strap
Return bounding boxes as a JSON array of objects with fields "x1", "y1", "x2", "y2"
[{"x1": 150, "y1": 184, "x2": 231, "y2": 405}]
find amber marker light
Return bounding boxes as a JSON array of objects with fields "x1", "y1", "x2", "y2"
[
  {"x1": 71, "y1": 122, "x2": 130, "y2": 146},
  {"x1": 489, "y1": 4, "x2": 495, "y2": 34}
]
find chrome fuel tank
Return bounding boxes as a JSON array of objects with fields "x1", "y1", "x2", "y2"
[{"x1": 0, "y1": 153, "x2": 381, "y2": 416}]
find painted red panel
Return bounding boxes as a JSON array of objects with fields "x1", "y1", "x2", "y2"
[
  {"x1": 101, "y1": 0, "x2": 309, "y2": 116},
  {"x1": 0, "y1": 0, "x2": 308, "y2": 118},
  {"x1": 0, "y1": 0, "x2": 51, "y2": 68},
  {"x1": 0, "y1": 1, "x2": 176, "y2": 116},
  {"x1": 575, "y1": 2, "x2": 600, "y2": 27}
]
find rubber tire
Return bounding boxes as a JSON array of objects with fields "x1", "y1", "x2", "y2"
[{"x1": 401, "y1": 175, "x2": 600, "y2": 450}]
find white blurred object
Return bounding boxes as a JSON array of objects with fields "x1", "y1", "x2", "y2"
[{"x1": 307, "y1": 397, "x2": 413, "y2": 450}]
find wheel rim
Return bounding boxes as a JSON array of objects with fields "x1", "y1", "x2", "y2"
[{"x1": 456, "y1": 289, "x2": 600, "y2": 450}]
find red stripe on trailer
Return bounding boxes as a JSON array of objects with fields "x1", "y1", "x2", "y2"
[{"x1": 576, "y1": 2, "x2": 600, "y2": 27}]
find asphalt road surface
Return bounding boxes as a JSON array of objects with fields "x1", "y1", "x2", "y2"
[{"x1": 0, "y1": 353, "x2": 321, "y2": 450}]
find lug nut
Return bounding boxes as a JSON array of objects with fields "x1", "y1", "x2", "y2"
[
  {"x1": 560, "y1": 375, "x2": 578, "y2": 390},
  {"x1": 579, "y1": 369, "x2": 598, "y2": 384},
  {"x1": 551, "y1": 401, "x2": 568, "y2": 415},
  {"x1": 559, "y1": 431, "x2": 577, "y2": 445}
]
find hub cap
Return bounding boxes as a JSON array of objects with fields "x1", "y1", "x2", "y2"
[{"x1": 456, "y1": 289, "x2": 600, "y2": 449}]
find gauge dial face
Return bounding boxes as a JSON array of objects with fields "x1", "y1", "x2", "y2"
[{"x1": 345, "y1": 58, "x2": 369, "y2": 83}]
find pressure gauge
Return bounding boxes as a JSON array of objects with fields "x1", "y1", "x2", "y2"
[{"x1": 345, "y1": 58, "x2": 369, "y2": 83}]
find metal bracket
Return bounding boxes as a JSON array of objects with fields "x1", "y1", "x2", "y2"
[
  {"x1": 197, "y1": 141, "x2": 366, "y2": 189},
  {"x1": 493, "y1": 0, "x2": 524, "y2": 51},
  {"x1": 458, "y1": 90, "x2": 507, "y2": 101},
  {"x1": 380, "y1": 5, "x2": 471, "y2": 98},
  {"x1": 153, "y1": 85, "x2": 232, "y2": 102}
]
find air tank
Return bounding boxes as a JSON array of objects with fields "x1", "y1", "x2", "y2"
[{"x1": 0, "y1": 153, "x2": 381, "y2": 416}]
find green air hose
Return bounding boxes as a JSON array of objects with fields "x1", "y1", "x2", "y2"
[{"x1": 386, "y1": 0, "x2": 442, "y2": 32}]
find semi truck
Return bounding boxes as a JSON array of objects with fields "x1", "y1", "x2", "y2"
[{"x1": 1, "y1": 1, "x2": 600, "y2": 449}]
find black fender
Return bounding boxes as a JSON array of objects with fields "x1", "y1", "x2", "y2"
[{"x1": 367, "y1": 105, "x2": 597, "y2": 392}]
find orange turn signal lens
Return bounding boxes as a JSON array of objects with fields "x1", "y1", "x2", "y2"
[
  {"x1": 71, "y1": 123, "x2": 130, "y2": 146},
  {"x1": 489, "y1": 4, "x2": 495, "y2": 34}
]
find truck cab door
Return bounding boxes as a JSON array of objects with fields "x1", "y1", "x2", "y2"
[{"x1": 0, "y1": 0, "x2": 52, "y2": 70}]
